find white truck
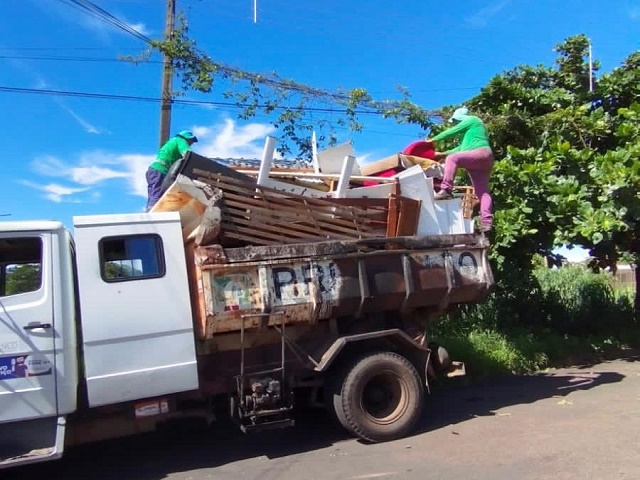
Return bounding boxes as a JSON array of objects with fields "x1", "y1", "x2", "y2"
[{"x1": 0, "y1": 213, "x2": 492, "y2": 469}]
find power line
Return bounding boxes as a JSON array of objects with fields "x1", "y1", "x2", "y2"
[
  {"x1": 0, "y1": 54, "x2": 161, "y2": 64},
  {"x1": 0, "y1": 85, "x2": 391, "y2": 116},
  {"x1": 55, "y1": 0, "x2": 152, "y2": 43}
]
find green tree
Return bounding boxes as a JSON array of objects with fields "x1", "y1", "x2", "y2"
[
  {"x1": 5, "y1": 264, "x2": 41, "y2": 296},
  {"x1": 461, "y1": 35, "x2": 639, "y2": 312}
]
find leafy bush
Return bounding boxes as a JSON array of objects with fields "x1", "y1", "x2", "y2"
[
  {"x1": 431, "y1": 264, "x2": 638, "y2": 377},
  {"x1": 534, "y1": 265, "x2": 630, "y2": 335}
]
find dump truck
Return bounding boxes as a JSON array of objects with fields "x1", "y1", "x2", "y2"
[{"x1": 0, "y1": 207, "x2": 492, "y2": 469}]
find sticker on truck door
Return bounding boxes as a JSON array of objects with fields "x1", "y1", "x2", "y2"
[{"x1": 0, "y1": 354, "x2": 52, "y2": 379}]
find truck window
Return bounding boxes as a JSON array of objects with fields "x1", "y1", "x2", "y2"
[
  {"x1": 99, "y1": 234, "x2": 165, "y2": 282},
  {"x1": 0, "y1": 237, "x2": 43, "y2": 297}
]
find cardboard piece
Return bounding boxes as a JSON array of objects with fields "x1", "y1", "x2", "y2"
[{"x1": 359, "y1": 154, "x2": 401, "y2": 176}]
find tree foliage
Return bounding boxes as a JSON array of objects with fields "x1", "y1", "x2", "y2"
[
  {"x1": 4, "y1": 264, "x2": 41, "y2": 296},
  {"x1": 141, "y1": 14, "x2": 439, "y2": 156},
  {"x1": 461, "y1": 35, "x2": 639, "y2": 311},
  {"x1": 146, "y1": 24, "x2": 639, "y2": 312}
]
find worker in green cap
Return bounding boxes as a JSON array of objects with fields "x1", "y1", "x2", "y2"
[{"x1": 146, "y1": 130, "x2": 198, "y2": 211}]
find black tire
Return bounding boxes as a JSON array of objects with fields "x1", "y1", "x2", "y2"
[{"x1": 333, "y1": 352, "x2": 424, "y2": 442}]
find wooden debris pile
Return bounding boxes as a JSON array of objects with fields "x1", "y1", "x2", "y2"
[{"x1": 150, "y1": 135, "x2": 476, "y2": 247}]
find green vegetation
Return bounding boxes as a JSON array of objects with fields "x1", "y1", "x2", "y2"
[
  {"x1": 432, "y1": 265, "x2": 638, "y2": 378},
  {"x1": 3, "y1": 263, "x2": 41, "y2": 296}
]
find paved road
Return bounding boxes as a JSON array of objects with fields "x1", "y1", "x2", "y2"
[{"x1": 9, "y1": 351, "x2": 639, "y2": 480}]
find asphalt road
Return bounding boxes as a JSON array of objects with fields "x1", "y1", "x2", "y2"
[{"x1": 9, "y1": 351, "x2": 639, "y2": 480}]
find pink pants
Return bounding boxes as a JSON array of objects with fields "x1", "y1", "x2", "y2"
[{"x1": 440, "y1": 147, "x2": 494, "y2": 226}]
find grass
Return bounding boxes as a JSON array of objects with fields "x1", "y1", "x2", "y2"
[
  {"x1": 430, "y1": 266, "x2": 638, "y2": 379},
  {"x1": 434, "y1": 327, "x2": 640, "y2": 379}
]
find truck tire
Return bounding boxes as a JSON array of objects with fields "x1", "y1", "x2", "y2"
[{"x1": 333, "y1": 352, "x2": 424, "y2": 442}]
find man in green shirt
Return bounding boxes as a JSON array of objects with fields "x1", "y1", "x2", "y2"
[
  {"x1": 145, "y1": 130, "x2": 198, "y2": 211},
  {"x1": 427, "y1": 107, "x2": 494, "y2": 232}
]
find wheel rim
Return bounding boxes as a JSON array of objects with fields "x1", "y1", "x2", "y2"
[{"x1": 359, "y1": 369, "x2": 409, "y2": 426}]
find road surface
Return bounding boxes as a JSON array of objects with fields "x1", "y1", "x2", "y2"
[{"x1": 9, "y1": 351, "x2": 639, "y2": 480}]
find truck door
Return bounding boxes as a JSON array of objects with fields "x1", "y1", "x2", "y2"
[{"x1": 0, "y1": 233, "x2": 57, "y2": 422}]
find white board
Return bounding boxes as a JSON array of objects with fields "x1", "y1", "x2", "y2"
[
  {"x1": 395, "y1": 166, "x2": 441, "y2": 235},
  {"x1": 316, "y1": 142, "x2": 360, "y2": 175}
]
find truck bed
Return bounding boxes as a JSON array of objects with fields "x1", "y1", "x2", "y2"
[{"x1": 188, "y1": 234, "x2": 493, "y2": 339}]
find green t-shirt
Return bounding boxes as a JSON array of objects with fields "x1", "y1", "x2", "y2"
[
  {"x1": 432, "y1": 116, "x2": 491, "y2": 155},
  {"x1": 149, "y1": 136, "x2": 191, "y2": 175}
]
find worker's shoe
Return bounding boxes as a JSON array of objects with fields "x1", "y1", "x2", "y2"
[
  {"x1": 477, "y1": 223, "x2": 492, "y2": 234},
  {"x1": 434, "y1": 189, "x2": 453, "y2": 200}
]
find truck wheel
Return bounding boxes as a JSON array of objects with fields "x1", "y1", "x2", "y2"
[{"x1": 335, "y1": 352, "x2": 424, "y2": 442}]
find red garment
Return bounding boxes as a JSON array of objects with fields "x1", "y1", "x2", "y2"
[{"x1": 401, "y1": 141, "x2": 436, "y2": 159}]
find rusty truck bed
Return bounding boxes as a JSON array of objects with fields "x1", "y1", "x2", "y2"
[{"x1": 188, "y1": 234, "x2": 493, "y2": 339}]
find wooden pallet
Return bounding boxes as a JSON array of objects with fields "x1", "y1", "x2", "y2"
[{"x1": 191, "y1": 170, "x2": 392, "y2": 246}]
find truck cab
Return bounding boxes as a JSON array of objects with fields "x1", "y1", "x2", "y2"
[{"x1": 0, "y1": 213, "x2": 199, "y2": 468}]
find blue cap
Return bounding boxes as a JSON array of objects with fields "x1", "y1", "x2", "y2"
[
  {"x1": 450, "y1": 107, "x2": 469, "y2": 123},
  {"x1": 178, "y1": 130, "x2": 198, "y2": 142}
]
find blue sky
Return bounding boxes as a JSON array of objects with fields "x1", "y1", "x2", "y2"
[{"x1": 1, "y1": 0, "x2": 638, "y2": 261}]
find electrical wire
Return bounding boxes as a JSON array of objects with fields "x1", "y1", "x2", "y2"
[
  {"x1": 55, "y1": 0, "x2": 152, "y2": 43},
  {"x1": 0, "y1": 85, "x2": 400, "y2": 116}
]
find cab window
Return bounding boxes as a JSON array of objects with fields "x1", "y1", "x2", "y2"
[
  {"x1": 0, "y1": 237, "x2": 43, "y2": 297},
  {"x1": 99, "y1": 235, "x2": 165, "y2": 282}
]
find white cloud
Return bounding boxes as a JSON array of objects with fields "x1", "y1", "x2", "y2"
[
  {"x1": 53, "y1": 98, "x2": 103, "y2": 134},
  {"x1": 195, "y1": 119, "x2": 276, "y2": 158},
  {"x1": 127, "y1": 22, "x2": 151, "y2": 36},
  {"x1": 29, "y1": 0, "x2": 150, "y2": 41},
  {"x1": 21, "y1": 181, "x2": 89, "y2": 203},
  {"x1": 628, "y1": 7, "x2": 640, "y2": 21},
  {"x1": 465, "y1": 1, "x2": 510, "y2": 28},
  {"x1": 26, "y1": 119, "x2": 275, "y2": 203}
]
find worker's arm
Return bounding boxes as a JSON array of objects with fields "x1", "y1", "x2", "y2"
[
  {"x1": 431, "y1": 116, "x2": 473, "y2": 142},
  {"x1": 177, "y1": 138, "x2": 192, "y2": 156}
]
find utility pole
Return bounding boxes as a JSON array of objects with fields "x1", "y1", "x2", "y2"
[
  {"x1": 588, "y1": 42, "x2": 594, "y2": 92},
  {"x1": 159, "y1": 0, "x2": 176, "y2": 148}
]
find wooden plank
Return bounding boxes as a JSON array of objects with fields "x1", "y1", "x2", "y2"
[
  {"x1": 235, "y1": 170, "x2": 399, "y2": 183},
  {"x1": 222, "y1": 202, "x2": 384, "y2": 235},
  {"x1": 192, "y1": 169, "x2": 382, "y2": 215},
  {"x1": 221, "y1": 214, "x2": 358, "y2": 242},
  {"x1": 386, "y1": 195, "x2": 399, "y2": 237},
  {"x1": 221, "y1": 205, "x2": 360, "y2": 241},
  {"x1": 192, "y1": 171, "x2": 348, "y2": 213},
  {"x1": 220, "y1": 222, "x2": 340, "y2": 246},
  {"x1": 396, "y1": 166, "x2": 441, "y2": 236},
  {"x1": 396, "y1": 198, "x2": 421, "y2": 236},
  {"x1": 221, "y1": 193, "x2": 382, "y2": 233},
  {"x1": 222, "y1": 199, "x2": 383, "y2": 237},
  {"x1": 190, "y1": 170, "x2": 389, "y2": 237},
  {"x1": 213, "y1": 184, "x2": 381, "y2": 232}
]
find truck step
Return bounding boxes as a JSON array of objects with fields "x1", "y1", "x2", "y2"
[
  {"x1": 0, "y1": 416, "x2": 65, "y2": 470},
  {"x1": 240, "y1": 418, "x2": 295, "y2": 433}
]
